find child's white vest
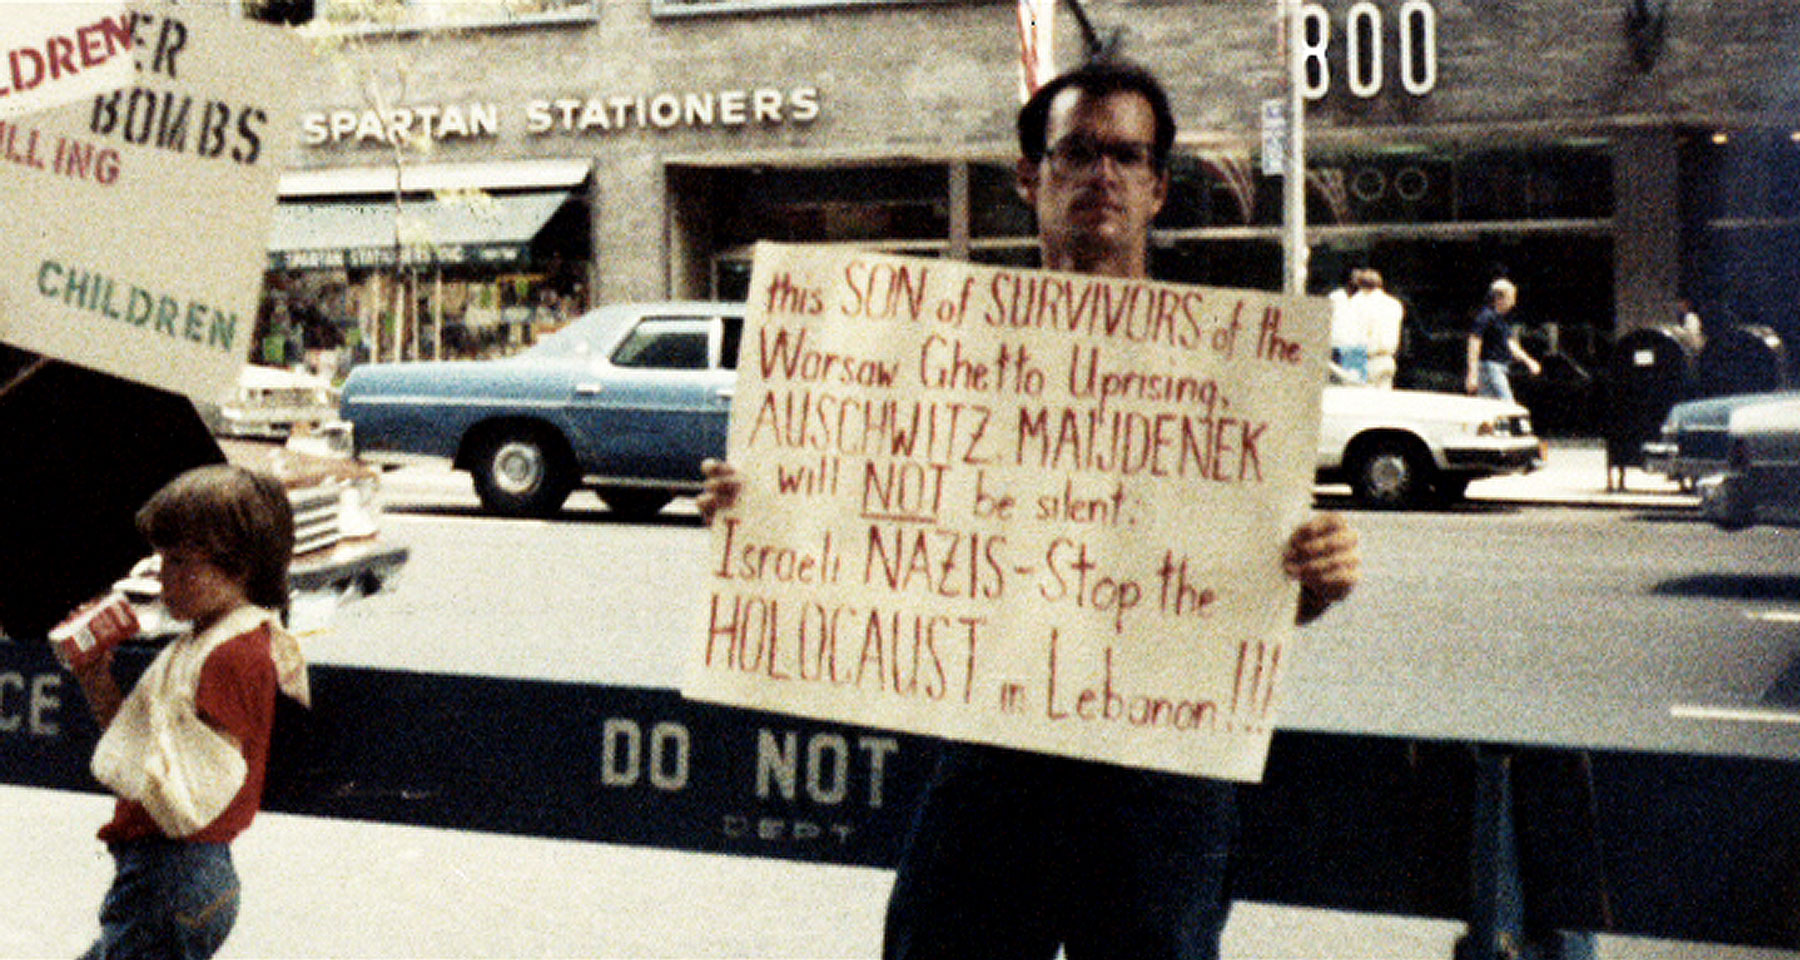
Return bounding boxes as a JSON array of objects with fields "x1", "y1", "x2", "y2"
[{"x1": 91, "y1": 605, "x2": 308, "y2": 838}]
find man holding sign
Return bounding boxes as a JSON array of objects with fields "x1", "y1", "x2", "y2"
[{"x1": 699, "y1": 59, "x2": 1359, "y2": 960}]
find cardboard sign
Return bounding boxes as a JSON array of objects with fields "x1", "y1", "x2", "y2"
[
  {"x1": 686, "y1": 244, "x2": 1330, "y2": 782},
  {"x1": 0, "y1": 3, "x2": 135, "y2": 121},
  {"x1": 0, "y1": 4, "x2": 305, "y2": 404}
]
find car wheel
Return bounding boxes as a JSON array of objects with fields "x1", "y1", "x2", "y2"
[
  {"x1": 472, "y1": 429, "x2": 573, "y2": 517},
  {"x1": 1349, "y1": 438, "x2": 1432, "y2": 509},
  {"x1": 597, "y1": 488, "x2": 674, "y2": 520}
]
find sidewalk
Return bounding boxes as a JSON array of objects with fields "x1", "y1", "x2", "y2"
[
  {"x1": 1466, "y1": 437, "x2": 1695, "y2": 510},
  {"x1": 10, "y1": 783, "x2": 1784, "y2": 960}
]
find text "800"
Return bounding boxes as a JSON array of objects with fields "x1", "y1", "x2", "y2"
[{"x1": 1298, "y1": 1, "x2": 1439, "y2": 100}]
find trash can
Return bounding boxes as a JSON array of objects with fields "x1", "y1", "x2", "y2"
[
  {"x1": 1604, "y1": 325, "x2": 1697, "y2": 483},
  {"x1": 1698, "y1": 324, "x2": 1788, "y2": 398}
]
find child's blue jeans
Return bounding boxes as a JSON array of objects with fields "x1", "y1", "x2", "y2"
[{"x1": 83, "y1": 838, "x2": 239, "y2": 960}]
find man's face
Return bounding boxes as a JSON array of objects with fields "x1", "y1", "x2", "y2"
[{"x1": 1018, "y1": 87, "x2": 1168, "y2": 276}]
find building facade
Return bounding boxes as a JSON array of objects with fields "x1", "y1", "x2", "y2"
[{"x1": 265, "y1": 0, "x2": 1800, "y2": 425}]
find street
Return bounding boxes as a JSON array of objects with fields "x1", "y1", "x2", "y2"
[
  {"x1": 327, "y1": 464, "x2": 1800, "y2": 758},
  {"x1": 5, "y1": 463, "x2": 1798, "y2": 958}
]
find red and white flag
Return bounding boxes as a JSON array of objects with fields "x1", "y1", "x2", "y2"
[{"x1": 1017, "y1": 0, "x2": 1055, "y2": 101}]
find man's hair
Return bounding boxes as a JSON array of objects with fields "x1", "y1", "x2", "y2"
[
  {"x1": 1018, "y1": 59, "x2": 1177, "y2": 172},
  {"x1": 137, "y1": 464, "x2": 295, "y2": 616}
]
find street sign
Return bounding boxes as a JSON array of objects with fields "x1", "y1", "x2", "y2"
[{"x1": 1261, "y1": 97, "x2": 1288, "y2": 176}]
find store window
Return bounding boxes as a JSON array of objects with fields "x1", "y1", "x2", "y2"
[
  {"x1": 1455, "y1": 146, "x2": 1613, "y2": 221},
  {"x1": 710, "y1": 163, "x2": 952, "y2": 298},
  {"x1": 1681, "y1": 129, "x2": 1800, "y2": 344},
  {"x1": 715, "y1": 164, "x2": 949, "y2": 248}
]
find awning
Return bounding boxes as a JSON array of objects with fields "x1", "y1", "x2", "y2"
[
  {"x1": 268, "y1": 189, "x2": 575, "y2": 272},
  {"x1": 278, "y1": 159, "x2": 593, "y2": 198}
]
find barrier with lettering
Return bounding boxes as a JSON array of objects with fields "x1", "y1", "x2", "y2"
[
  {"x1": 8, "y1": 636, "x2": 1800, "y2": 948},
  {"x1": 0, "y1": 4, "x2": 305, "y2": 404},
  {"x1": 0, "y1": 640, "x2": 935, "y2": 865},
  {"x1": 685, "y1": 244, "x2": 1330, "y2": 782}
]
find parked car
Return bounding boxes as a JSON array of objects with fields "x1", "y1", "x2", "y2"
[
  {"x1": 1315, "y1": 380, "x2": 1544, "y2": 508},
  {"x1": 0, "y1": 434, "x2": 408, "y2": 642},
  {"x1": 342, "y1": 302, "x2": 1544, "y2": 517},
  {"x1": 1642, "y1": 390, "x2": 1800, "y2": 489},
  {"x1": 1697, "y1": 398, "x2": 1800, "y2": 530},
  {"x1": 198, "y1": 363, "x2": 342, "y2": 440},
  {"x1": 342, "y1": 302, "x2": 743, "y2": 518},
  {"x1": 188, "y1": 437, "x2": 408, "y2": 635}
]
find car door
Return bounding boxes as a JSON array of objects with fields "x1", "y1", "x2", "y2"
[{"x1": 565, "y1": 309, "x2": 739, "y2": 483}]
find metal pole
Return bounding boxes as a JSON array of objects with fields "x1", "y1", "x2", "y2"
[{"x1": 1282, "y1": 0, "x2": 1308, "y2": 297}]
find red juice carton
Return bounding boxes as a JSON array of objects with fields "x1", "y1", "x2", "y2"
[{"x1": 49, "y1": 594, "x2": 139, "y2": 672}]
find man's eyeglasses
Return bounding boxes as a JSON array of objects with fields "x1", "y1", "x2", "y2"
[{"x1": 1044, "y1": 136, "x2": 1158, "y2": 174}]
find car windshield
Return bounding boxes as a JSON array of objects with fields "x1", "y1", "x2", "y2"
[
  {"x1": 610, "y1": 317, "x2": 715, "y2": 370},
  {"x1": 525, "y1": 312, "x2": 622, "y2": 360}
]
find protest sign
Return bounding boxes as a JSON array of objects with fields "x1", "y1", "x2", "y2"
[
  {"x1": 0, "y1": 4, "x2": 305, "y2": 405},
  {"x1": 0, "y1": 3, "x2": 134, "y2": 121},
  {"x1": 685, "y1": 244, "x2": 1330, "y2": 782}
]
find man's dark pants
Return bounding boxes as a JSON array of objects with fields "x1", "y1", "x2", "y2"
[{"x1": 883, "y1": 743, "x2": 1237, "y2": 960}]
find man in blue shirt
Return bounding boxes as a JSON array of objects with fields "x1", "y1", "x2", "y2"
[{"x1": 1465, "y1": 278, "x2": 1541, "y2": 400}]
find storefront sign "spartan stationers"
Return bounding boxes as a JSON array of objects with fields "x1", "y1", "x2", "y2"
[{"x1": 300, "y1": 86, "x2": 821, "y2": 147}]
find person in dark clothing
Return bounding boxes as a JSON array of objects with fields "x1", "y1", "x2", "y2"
[{"x1": 1465, "y1": 278, "x2": 1540, "y2": 400}]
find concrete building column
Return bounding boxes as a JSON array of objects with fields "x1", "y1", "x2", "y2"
[
  {"x1": 666, "y1": 166, "x2": 715, "y2": 299},
  {"x1": 591, "y1": 150, "x2": 668, "y2": 304},
  {"x1": 948, "y1": 161, "x2": 971, "y2": 262},
  {"x1": 1612, "y1": 128, "x2": 1682, "y2": 334}
]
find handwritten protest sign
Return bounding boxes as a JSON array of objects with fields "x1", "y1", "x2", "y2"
[
  {"x1": 686, "y1": 244, "x2": 1330, "y2": 782},
  {"x1": 0, "y1": 4, "x2": 305, "y2": 405},
  {"x1": 0, "y1": 3, "x2": 134, "y2": 121}
]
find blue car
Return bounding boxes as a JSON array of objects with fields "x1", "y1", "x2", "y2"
[
  {"x1": 1643, "y1": 389, "x2": 1800, "y2": 489},
  {"x1": 341, "y1": 302, "x2": 745, "y2": 518}
]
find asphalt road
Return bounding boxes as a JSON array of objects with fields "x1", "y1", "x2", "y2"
[{"x1": 326, "y1": 465, "x2": 1800, "y2": 759}]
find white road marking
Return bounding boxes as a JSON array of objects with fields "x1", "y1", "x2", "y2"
[
  {"x1": 1744, "y1": 609, "x2": 1800, "y2": 624},
  {"x1": 1670, "y1": 703, "x2": 1800, "y2": 726}
]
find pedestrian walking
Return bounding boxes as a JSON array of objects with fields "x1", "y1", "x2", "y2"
[
  {"x1": 1465, "y1": 278, "x2": 1540, "y2": 400},
  {"x1": 1329, "y1": 268, "x2": 1371, "y2": 383},
  {"x1": 1359, "y1": 269, "x2": 1405, "y2": 389}
]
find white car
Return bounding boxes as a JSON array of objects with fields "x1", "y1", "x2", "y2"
[
  {"x1": 1698, "y1": 398, "x2": 1800, "y2": 530},
  {"x1": 1316, "y1": 383, "x2": 1544, "y2": 508},
  {"x1": 200, "y1": 364, "x2": 342, "y2": 440}
]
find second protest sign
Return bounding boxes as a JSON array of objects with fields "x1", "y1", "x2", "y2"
[{"x1": 685, "y1": 243, "x2": 1329, "y2": 782}]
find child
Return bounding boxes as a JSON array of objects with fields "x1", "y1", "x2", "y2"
[{"x1": 66, "y1": 464, "x2": 308, "y2": 960}]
